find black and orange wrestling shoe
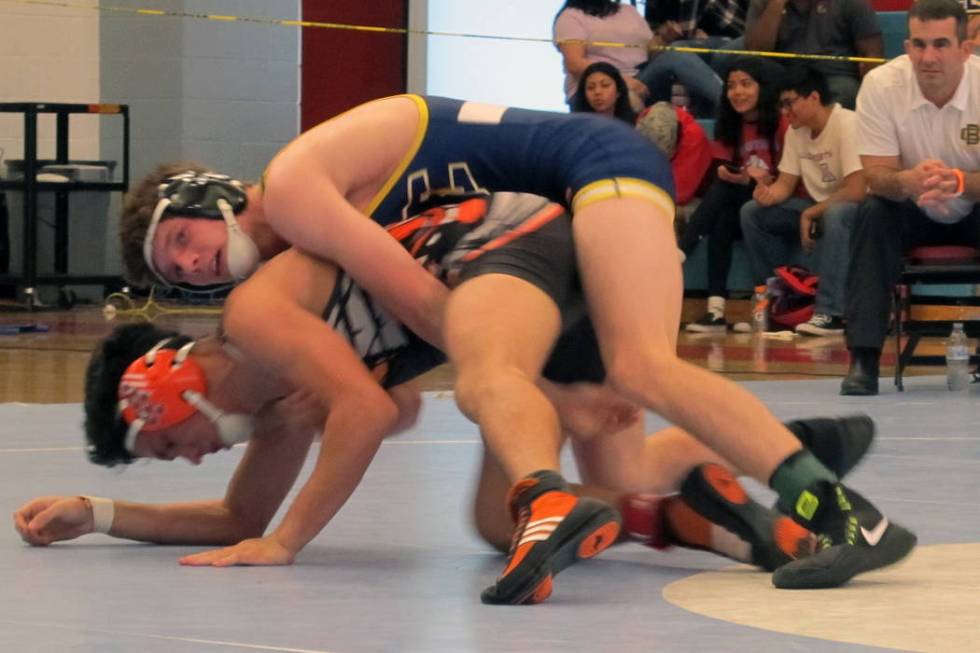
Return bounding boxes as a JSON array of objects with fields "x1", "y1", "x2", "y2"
[
  {"x1": 680, "y1": 463, "x2": 817, "y2": 571},
  {"x1": 481, "y1": 470, "x2": 621, "y2": 605}
]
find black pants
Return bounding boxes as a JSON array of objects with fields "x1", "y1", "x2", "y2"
[
  {"x1": 845, "y1": 196, "x2": 980, "y2": 350},
  {"x1": 678, "y1": 178, "x2": 753, "y2": 298}
]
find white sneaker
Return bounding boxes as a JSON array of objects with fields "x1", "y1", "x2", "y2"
[{"x1": 795, "y1": 314, "x2": 845, "y2": 336}]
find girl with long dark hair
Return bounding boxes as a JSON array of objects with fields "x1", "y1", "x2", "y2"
[
  {"x1": 571, "y1": 61, "x2": 637, "y2": 124},
  {"x1": 680, "y1": 56, "x2": 787, "y2": 332}
]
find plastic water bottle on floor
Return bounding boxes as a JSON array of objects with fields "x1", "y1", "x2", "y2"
[
  {"x1": 752, "y1": 285, "x2": 769, "y2": 333},
  {"x1": 945, "y1": 322, "x2": 970, "y2": 391}
]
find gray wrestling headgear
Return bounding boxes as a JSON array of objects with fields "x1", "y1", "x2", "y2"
[{"x1": 143, "y1": 171, "x2": 260, "y2": 287}]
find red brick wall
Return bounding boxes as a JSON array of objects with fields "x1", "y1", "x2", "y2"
[{"x1": 301, "y1": 1, "x2": 407, "y2": 131}]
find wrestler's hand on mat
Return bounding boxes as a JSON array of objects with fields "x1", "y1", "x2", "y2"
[
  {"x1": 13, "y1": 496, "x2": 93, "y2": 545},
  {"x1": 179, "y1": 535, "x2": 295, "y2": 567},
  {"x1": 549, "y1": 382, "x2": 640, "y2": 441}
]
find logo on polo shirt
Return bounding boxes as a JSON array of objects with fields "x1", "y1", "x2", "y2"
[{"x1": 962, "y1": 124, "x2": 980, "y2": 146}]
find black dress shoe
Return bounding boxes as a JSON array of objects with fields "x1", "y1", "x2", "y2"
[{"x1": 840, "y1": 349, "x2": 880, "y2": 396}]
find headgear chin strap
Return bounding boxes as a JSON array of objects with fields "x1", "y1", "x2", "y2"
[
  {"x1": 118, "y1": 338, "x2": 255, "y2": 454},
  {"x1": 142, "y1": 171, "x2": 261, "y2": 287}
]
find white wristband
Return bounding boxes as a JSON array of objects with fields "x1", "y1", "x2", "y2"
[{"x1": 82, "y1": 496, "x2": 115, "y2": 534}]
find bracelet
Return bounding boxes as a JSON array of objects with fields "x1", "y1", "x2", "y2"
[
  {"x1": 80, "y1": 496, "x2": 115, "y2": 534},
  {"x1": 952, "y1": 168, "x2": 965, "y2": 197}
]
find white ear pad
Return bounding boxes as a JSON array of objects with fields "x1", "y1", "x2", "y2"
[
  {"x1": 217, "y1": 199, "x2": 260, "y2": 282},
  {"x1": 183, "y1": 390, "x2": 256, "y2": 446}
]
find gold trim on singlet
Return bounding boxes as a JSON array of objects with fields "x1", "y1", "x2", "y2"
[
  {"x1": 259, "y1": 94, "x2": 430, "y2": 205},
  {"x1": 571, "y1": 177, "x2": 675, "y2": 218},
  {"x1": 364, "y1": 94, "x2": 430, "y2": 218}
]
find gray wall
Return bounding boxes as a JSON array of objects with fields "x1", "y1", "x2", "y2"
[
  {"x1": 98, "y1": 0, "x2": 300, "y2": 276},
  {"x1": 99, "y1": 0, "x2": 300, "y2": 182}
]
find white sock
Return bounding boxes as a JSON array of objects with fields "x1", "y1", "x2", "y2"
[{"x1": 707, "y1": 296, "x2": 726, "y2": 318}]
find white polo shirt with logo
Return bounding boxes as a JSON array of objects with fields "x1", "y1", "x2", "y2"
[{"x1": 855, "y1": 54, "x2": 980, "y2": 222}]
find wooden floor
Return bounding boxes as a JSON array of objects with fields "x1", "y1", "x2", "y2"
[{"x1": 0, "y1": 297, "x2": 960, "y2": 403}]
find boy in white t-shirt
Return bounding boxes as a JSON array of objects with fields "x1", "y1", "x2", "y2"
[{"x1": 740, "y1": 65, "x2": 866, "y2": 336}]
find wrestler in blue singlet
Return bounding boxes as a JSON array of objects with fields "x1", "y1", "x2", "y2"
[{"x1": 364, "y1": 96, "x2": 676, "y2": 225}]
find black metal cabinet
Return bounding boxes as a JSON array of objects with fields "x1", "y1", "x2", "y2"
[{"x1": 0, "y1": 102, "x2": 129, "y2": 306}]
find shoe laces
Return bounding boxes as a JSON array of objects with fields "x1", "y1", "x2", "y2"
[{"x1": 507, "y1": 504, "x2": 532, "y2": 558}]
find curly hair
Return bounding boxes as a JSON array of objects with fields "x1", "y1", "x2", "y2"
[
  {"x1": 118, "y1": 161, "x2": 213, "y2": 288},
  {"x1": 84, "y1": 322, "x2": 192, "y2": 466}
]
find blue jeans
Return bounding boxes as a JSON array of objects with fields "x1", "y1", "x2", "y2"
[
  {"x1": 826, "y1": 75, "x2": 860, "y2": 110},
  {"x1": 740, "y1": 198, "x2": 859, "y2": 317},
  {"x1": 672, "y1": 35, "x2": 744, "y2": 76},
  {"x1": 635, "y1": 49, "x2": 723, "y2": 111}
]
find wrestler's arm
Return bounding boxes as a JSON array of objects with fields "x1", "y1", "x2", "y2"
[
  {"x1": 12, "y1": 398, "x2": 319, "y2": 547},
  {"x1": 385, "y1": 378, "x2": 423, "y2": 434},
  {"x1": 179, "y1": 250, "x2": 401, "y2": 565},
  {"x1": 261, "y1": 163, "x2": 447, "y2": 350}
]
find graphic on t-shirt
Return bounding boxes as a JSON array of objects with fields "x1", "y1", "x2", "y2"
[{"x1": 800, "y1": 149, "x2": 838, "y2": 184}]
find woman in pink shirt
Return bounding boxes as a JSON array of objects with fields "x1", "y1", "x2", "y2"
[{"x1": 553, "y1": 0, "x2": 722, "y2": 113}]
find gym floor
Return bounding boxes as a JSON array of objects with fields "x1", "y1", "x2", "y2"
[{"x1": 1, "y1": 302, "x2": 978, "y2": 652}]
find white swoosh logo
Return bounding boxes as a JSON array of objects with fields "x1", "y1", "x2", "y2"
[{"x1": 861, "y1": 518, "x2": 889, "y2": 546}]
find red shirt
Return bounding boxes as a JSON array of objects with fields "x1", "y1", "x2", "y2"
[
  {"x1": 711, "y1": 116, "x2": 789, "y2": 176},
  {"x1": 670, "y1": 107, "x2": 713, "y2": 205}
]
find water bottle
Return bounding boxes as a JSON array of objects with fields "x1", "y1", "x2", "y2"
[
  {"x1": 945, "y1": 322, "x2": 970, "y2": 391},
  {"x1": 752, "y1": 284, "x2": 770, "y2": 333}
]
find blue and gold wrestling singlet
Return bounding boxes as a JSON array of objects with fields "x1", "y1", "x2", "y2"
[{"x1": 364, "y1": 95, "x2": 675, "y2": 225}]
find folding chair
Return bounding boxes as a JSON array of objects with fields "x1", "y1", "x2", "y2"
[{"x1": 893, "y1": 246, "x2": 980, "y2": 391}]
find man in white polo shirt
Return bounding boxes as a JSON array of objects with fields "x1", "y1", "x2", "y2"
[{"x1": 841, "y1": 0, "x2": 980, "y2": 395}]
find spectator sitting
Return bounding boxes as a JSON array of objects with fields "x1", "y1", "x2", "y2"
[
  {"x1": 636, "y1": 101, "x2": 714, "y2": 208},
  {"x1": 744, "y1": 0, "x2": 884, "y2": 109},
  {"x1": 571, "y1": 61, "x2": 639, "y2": 123},
  {"x1": 645, "y1": 0, "x2": 749, "y2": 74},
  {"x1": 840, "y1": 0, "x2": 980, "y2": 396},
  {"x1": 677, "y1": 56, "x2": 786, "y2": 332},
  {"x1": 553, "y1": 0, "x2": 723, "y2": 114},
  {"x1": 740, "y1": 64, "x2": 865, "y2": 337},
  {"x1": 570, "y1": 63, "x2": 712, "y2": 205}
]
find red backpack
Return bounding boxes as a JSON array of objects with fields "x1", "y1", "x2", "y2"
[{"x1": 768, "y1": 265, "x2": 818, "y2": 329}]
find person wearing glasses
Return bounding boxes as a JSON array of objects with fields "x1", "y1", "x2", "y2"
[{"x1": 739, "y1": 64, "x2": 865, "y2": 337}]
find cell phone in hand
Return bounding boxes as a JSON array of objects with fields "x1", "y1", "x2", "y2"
[
  {"x1": 723, "y1": 163, "x2": 742, "y2": 173},
  {"x1": 808, "y1": 216, "x2": 823, "y2": 239}
]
